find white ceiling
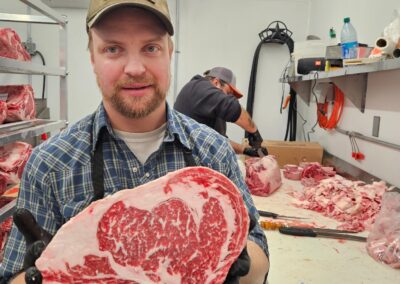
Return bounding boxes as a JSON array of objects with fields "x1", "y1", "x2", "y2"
[{"x1": 41, "y1": 0, "x2": 90, "y2": 9}]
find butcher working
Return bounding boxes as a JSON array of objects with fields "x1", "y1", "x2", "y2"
[
  {"x1": 0, "y1": 0, "x2": 269, "y2": 283},
  {"x1": 174, "y1": 67, "x2": 268, "y2": 157}
]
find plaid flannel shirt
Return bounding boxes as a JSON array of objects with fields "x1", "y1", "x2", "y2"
[{"x1": 0, "y1": 103, "x2": 268, "y2": 280}]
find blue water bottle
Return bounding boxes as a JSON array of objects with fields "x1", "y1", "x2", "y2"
[{"x1": 340, "y1": 17, "x2": 358, "y2": 59}]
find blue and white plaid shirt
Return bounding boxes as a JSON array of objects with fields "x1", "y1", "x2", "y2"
[{"x1": 0, "y1": 103, "x2": 268, "y2": 280}]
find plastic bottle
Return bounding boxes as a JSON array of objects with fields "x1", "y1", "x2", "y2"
[{"x1": 340, "y1": 17, "x2": 358, "y2": 59}]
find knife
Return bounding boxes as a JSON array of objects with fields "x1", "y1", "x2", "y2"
[
  {"x1": 259, "y1": 220, "x2": 357, "y2": 234},
  {"x1": 279, "y1": 226, "x2": 367, "y2": 242},
  {"x1": 258, "y1": 210, "x2": 308, "y2": 220},
  {"x1": 257, "y1": 148, "x2": 266, "y2": 157}
]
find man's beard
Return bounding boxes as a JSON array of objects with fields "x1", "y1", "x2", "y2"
[{"x1": 101, "y1": 75, "x2": 167, "y2": 119}]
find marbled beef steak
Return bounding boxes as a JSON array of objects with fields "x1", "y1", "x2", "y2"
[{"x1": 36, "y1": 167, "x2": 249, "y2": 283}]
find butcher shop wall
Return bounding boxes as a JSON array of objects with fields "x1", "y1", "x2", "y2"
[
  {"x1": 298, "y1": 0, "x2": 400, "y2": 187},
  {"x1": 2, "y1": 0, "x2": 399, "y2": 186},
  {"x1": 173, "y1": 0, "x2": 400, "y2": 187}
]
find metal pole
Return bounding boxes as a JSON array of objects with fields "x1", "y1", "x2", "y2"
[
  {"x1": 172, "y1": 0, "x2": 180, "y2": 101},
  {"x1": 336, "y1": 127, "x2": 400, "y2": 151},
  {"x1": 59, "y1": 15, "x2": 68, "y2": 123},
  {"x1": 27, "y1": 6, "x2": 32, "y2": 86}
]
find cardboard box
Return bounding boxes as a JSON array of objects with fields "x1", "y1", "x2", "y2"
[{"x1": 261, "y1": 140, "x2": 323, "y2": 168}]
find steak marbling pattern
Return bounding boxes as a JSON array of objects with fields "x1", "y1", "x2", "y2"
[{"x1": 36, "y1": 167, "x2": 249, "y2": 283}]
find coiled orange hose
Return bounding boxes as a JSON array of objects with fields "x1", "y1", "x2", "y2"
[{"x1": 317, "y1": 84, "x2": 344, "y2": 129}]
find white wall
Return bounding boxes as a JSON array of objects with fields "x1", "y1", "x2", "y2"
[
  {"x1": 2, "y1": 0, "x2": 400, "y2": 186},
  {"x1": 1, "y1": 0, "x2": 311, "y2": 132},
  {"x1": 300, "y1": 0, "x2": 400, "y2": 187},
  {"x1": 177, "y1": 0, "x2": 310, "y2": 141}
]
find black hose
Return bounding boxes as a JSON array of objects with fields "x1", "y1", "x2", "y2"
[
  {"x1": 245, "y1": 21, "x2": 297, "y2": 141},
  {"x1": 284, "y1": 87, "x2": 297, "y2": 141},
  {"x1": 284, "y1": 95, "x2": 292, "y2": 140},
  {"x1": 291, "y1": 92, "x2": 296, "y2": 141},
  {"x1": 33, "y1": 50, "x2": 46, "y2": 99},
  {"x1": 246, "y1": 42, "x2": 264, "y2": 119}
]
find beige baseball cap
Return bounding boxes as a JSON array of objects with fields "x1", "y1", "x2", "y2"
[{"x1": 86, "y1": 0, "x2": 174, "y2": 35}]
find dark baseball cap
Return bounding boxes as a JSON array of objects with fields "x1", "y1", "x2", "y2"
[
  {"x1": 204, "y1": 67, "x2": 243, "y2": 98},
  {"x1": 86, "y1": 0, "x2": 174, "y2": 35}
]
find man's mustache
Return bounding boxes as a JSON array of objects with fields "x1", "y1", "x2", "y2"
[{"x1": 115, "y1": 77, "x2": 155, "y2": 90}]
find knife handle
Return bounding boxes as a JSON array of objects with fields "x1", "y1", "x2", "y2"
[
  {"x1": 279, "y1": 227, "x2": 317, "y2": 237},
  {"x1": 258, "y1": 210, "x2": 278, "y2": 218}
]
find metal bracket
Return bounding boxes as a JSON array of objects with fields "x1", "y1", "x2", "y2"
[
  {"x1": 288, "y1": 72, "x2": 368, "y2": 112},
  {"x1": 279, "y1": 58, "x2": 400, "y2": 113},
  {"x1": 288, "y1": 81, "x2": 311, "y2": 105},
  {"x1": 331, "y1": 73, "x2": 368, "y2": 113}
]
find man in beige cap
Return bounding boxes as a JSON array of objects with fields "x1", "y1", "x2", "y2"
[{"x1": 1, "y1": 1, "x2": 269, "y2": 283}]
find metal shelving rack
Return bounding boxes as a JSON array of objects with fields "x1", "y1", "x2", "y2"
[
  {"x1": 0, "y1": 200, "x2": 16, "y2": 223},
  {"x1": 0, "y1": 0, "x2": 68, "y2": 222},
  {"x1": 280, "y1": 58, "x2": 400, "y2": 113}
]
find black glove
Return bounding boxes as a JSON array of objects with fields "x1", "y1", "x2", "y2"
[
  {"x1": 243, "y1": 147, "x2": 268, "y2": 157},
  {"x1": 248, "y1": 130, "x2": 263, "y2": 148},
  {"x1": 243, "y1": 147, "x2": 259, "y2": 157},
  {"x1": 224, "y1": 215, "x2": 257, "y2": 284},
  {"x1": 258, "y1": 146, "x2": 268, "y2": 156},
  {"x1": 13, "y1": 208, "x2": 53, "y2": 284}
]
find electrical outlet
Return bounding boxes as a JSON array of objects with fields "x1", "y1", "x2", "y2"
[
  {"x1": 372, "y1": 116, "x2": 380, "y2": 137},
  {"x1": 22, "y1": 40, "x2": 36, "y2": 56}
]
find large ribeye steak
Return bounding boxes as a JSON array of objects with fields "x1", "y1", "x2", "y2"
[{"x1": 36, "y1": 167, "x2": 249, "y2": 283}]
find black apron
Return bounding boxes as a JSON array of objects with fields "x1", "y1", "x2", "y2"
[{"x1": 91, "y1": 131, "x2": 196, "y2": 201}]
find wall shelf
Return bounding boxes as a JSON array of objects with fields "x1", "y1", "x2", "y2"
[
  {"x1": 0, "y1": 57, "x2": 66, "y2": 76},
  {"x1": 0, "y1": 119, "x2": 67, "y2": 145},
  {"x1": 0, "y1": 12, "x2": 58, "y2": 25},
  {"x1": 280, "y1": 58, "x2": 400, "y2": 113}
]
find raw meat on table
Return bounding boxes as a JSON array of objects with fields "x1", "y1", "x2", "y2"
[
  {"x1": 299, "y1": 162, "x2": 336, "y2": 187},
  {"x1": 36, "y1": 167, "x2": 249, "y2": 283},
  {"x1": 367, "y1": 192, "x2": 400, "y2": 269},
  {"x1": 245, "y1": 155, "x2": 282, "y2": 196},
  {"x1": 290, "y1": 176, "x2": 388, "y2": 232},
  {"x1": 282, "y1": 164, "x2": 303, "y2": 180},
  {"x1": 283, "y1": 162, "x2": 336, "y2": 186}
]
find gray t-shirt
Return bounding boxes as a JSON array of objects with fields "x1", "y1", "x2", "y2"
[{"x1": 174, "y1": 75, "x2": 242, "y2": 136}]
